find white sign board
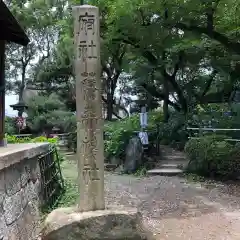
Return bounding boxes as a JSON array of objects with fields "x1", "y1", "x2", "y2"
[
  {"x1": 140, "y1": 112, "x2": 148, "y2": 128},
  {"x1": 138, "y1": 131, "x2": 149, "y2": 145}
]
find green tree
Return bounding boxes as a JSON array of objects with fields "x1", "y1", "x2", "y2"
[
  {"x1": 26, "y1": 93, "x2": 75, "y2": 134},
  {"x1": 5, "y1": 0, "x2": 65, "y2": 115}
]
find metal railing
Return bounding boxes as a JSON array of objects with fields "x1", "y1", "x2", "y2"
[
  {"x1": 187, "y1": 127, "x2": 240, "y2": 142},
  {"x1": 38, "y1": 145, "x2": 64, "y2": 210}
]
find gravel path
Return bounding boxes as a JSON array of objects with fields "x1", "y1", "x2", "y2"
[
  {"x1": 61, "y1": 150, "x2": 240, "y2": 239},
  {"x1": 104, "y1": 173, "x2": 240, "y2": 240}
]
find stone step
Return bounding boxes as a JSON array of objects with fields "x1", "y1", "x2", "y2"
[
  {"x1": 158, "y1": 163, "x2": 180, "y2": 169},
  {"x1": 63, "y1": 152, "x2": 75, "y2": 156},
  {"x1": 104, "y1": 163, "x2": 118, "y2": 171},
  {"x1": 147, "y1": 168, "x2": 183, "y2": 176},
  {"x1": 58, "y1": 147, "x2": 69, "y2": 152}
]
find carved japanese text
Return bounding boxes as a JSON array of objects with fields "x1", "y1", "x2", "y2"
[
  {"x1": 78, "y1": 40, "x2": 97, "y2": 61},
  {"x1": 79, "y1": 12, "x2": 95, "y2": 35},
  {"x1": 82, "y1": 167, "x2": 100, "y2": 185}
]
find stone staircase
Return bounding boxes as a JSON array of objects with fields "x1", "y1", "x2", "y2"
[
  {"x1": 59, "y1": 144, "x2": 188, "y2": 176},
  {"x1": 147, "y1": 145, "x2": 188, "y2": 176}
]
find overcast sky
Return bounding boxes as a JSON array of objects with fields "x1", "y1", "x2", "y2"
[{"x1": 6, "y1": 94, "x2": 18, "y2": 117}]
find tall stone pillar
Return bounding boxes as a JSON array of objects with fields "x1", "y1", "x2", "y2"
[
  {"x1": 42, "y1": 5, "x2": 149, "y2": 240},
  {"x1": 73, "y1": 5, "x2": 105, "y2": 211}
]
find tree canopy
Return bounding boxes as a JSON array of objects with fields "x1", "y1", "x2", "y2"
[{"x1": 6, "y1": 0, "x2": 240, "y2": 129}]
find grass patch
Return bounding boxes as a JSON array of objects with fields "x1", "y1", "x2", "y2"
[
  {"x1": 183, "y1": 173, "x2": 206, "y2": 183},
  {"x1": 56, "y1": 180, "x2": 78, "y2": 207},
  {"x1": 134, "y1": 166, "x2": 147, "y2": 177},
  {"x1": 57, "y1": 157, "x2": 79, "y2": 207}
]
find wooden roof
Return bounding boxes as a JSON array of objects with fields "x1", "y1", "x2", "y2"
[{"x1": 0, "y1": 1, "x2": 29, "y2": 46}]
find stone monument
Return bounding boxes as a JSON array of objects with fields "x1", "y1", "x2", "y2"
[
  {"x1": 74, "y1": 4, "x2": 104, "y2": 212},
  {"x1": 41, "y1": 4, "x2": 152, "y2": 240}
]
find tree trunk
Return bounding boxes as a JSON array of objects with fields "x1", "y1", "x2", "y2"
[
  {"x1": 106, "y1": 93, "x2": 114, "y2": 121},
  {"x1": 163, "y1": 78, "x2": 169, "y2": 122}
]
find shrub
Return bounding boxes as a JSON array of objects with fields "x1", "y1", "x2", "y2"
[
  {"x1": 6, "y1": 134, "x2": 58, "y2": 145},
  {"x1": 104, "y1": 111, "x2": 164, "y2": 159},
  {"x1": 158, "y1": 112, "x2": 188, "y2": 149},
  {"x1": 185, "y1": 135, "x2": 240, "y2": 179},
  {"x1": 104, "y1": 114, "x2": 139, "y2": 159}
]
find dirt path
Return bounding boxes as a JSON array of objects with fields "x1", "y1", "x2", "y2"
[
  {"x1": 104, "y1": 173, "x2": 240, "y2": 239},
  {"x1": 61, "y1": 152, "x2": 240, "y2": 239}
]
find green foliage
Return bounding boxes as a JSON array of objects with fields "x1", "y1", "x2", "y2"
[
  {"x1": 185, "y1": 135, "x2": 240, "y2": 179},
  {"x1": 5, "y1": 117, "x2": 17, "y2": 135},
  {"x1": 104, "y1": 111, "x2": 164, "y2": 159},
  {"x1": 26, "y1": 93, "x2": 75, "y2": 133},
  {"x1": 187, "y1": 103, "x2": 240, "y2": 139},
  {"x1": 56, "y1": 155, "x2": 78, "y2": 208},
  {"x1": 134, "y1": 166, "x2": 147, "y2": 177},
  {"x1": 158, "y1": 112, "x2": 188, "y2": 149},
  {"x1": 6, "y1": 135, "x2": 31, "y2": 144},
  {"x1": 6, "y1": 135, "x2": 58, "y2": 144}
]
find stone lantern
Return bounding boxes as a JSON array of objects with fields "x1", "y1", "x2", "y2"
[{"x1": 10, "y1": 100, "x2": 28, "y2": 117}]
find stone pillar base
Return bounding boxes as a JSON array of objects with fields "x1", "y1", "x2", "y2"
[
  {"x1": 0, "y1": 138, "x2": 7, "y2": 147},
  {"x1": 41, "y1": 206, "x2": 154, "y2": 240}
]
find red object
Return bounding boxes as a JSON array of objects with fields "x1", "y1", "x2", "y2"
[{"x1": 16, "y1": 116, "x2": 24, "y2": 127}]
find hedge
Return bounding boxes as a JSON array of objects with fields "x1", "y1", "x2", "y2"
[{"x1": 185, "y1": 135, "x2": 240, "y2": 179}]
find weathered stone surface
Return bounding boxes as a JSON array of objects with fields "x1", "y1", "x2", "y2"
[
  {"x1": 0, "y1": 143, "x2": 49, "y2": 171},
  {"x1": 21, "y1": 205, "x2": 36, "y2": 240},
  {"x1": 3, "y1": 191, "x2": 23, "y2": 225},
  {"x1": 16, "y1": 211, "x2": 29, "y2": 240},
  {"x1": 7, "y1": 222, "x2": 19, "y2": 240},
  {"x1": 73, "y1": 5, "x2": 105, "y2": 212},
  {"x1": 29, "y1": 158, "x2": 41, "y2": 183},
  {"x1": 33, "y1": 179, "x2": 42, "y2": 205},
  {"x1": 24, "y1": 181, "x2": 38, "y2": 203},
  {"x1": 21, "y1": 188, "x2": 29, "y2": 210},
  {"x1": 21, "y1": 163, "x2": 31, "y2": 187},
  {"x1": 0, "y1": 143, "x2": 49, "y2": 240},
  {"x1": 0, "y1": 216, "x2": 7, "y2": 240},
  {"x1": 124, "y1": 137, "x2": 143, "y2": 173},
  {"x1": 4, "y1": 164, "x2": 21, "y2": 196},
  {"x1": 28, "y1": 201, "x2": 40, "y2": 220},
  {"x1": 41, "y1": 207, "x2": 151, "y2": 240},
  {"x1": 0, "y1": 172, "x2": 5, "y2": 205}
]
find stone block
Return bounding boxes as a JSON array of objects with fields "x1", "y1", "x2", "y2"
[
  {"x1": 3, "y1": 191, "x2": 23, "y2": 225},
  {"x1": 24, "y1": 181, "x2": 38, "y2": 203},
  {"x1": 0, "y1": 216, "x2": 7, "y2": 240},
  {"x1": 16, "y1": 211, "x2": 28, "y2": 240},
  {"x1": 41, "y1": 206, "x2": 153, "y2": 240},
  {"x1": 124, "y1": 137, "x2": 143, "y2": 174},
  {"x1": 24, "y1": 204, "x2": 38, "y2": 240},
  {"x1": 20, "y1": 162, "x2": 31, "y2": 187},
  {"x1": 6, "y1": 222, "x2": 19, "y2": 240},
  {"x1": 4, "y1": 164, "x2": 21, "y2": 196},
  {"x1": 21, "y1": 188, "x2": 28, "y2": 210},
  {"x1": 29, "y1": 159, "x2": 41, "y2": 183},
  {"x1": 28, "y1": 201, "x2": 40, "y2": 221},
  {"x1": 0, "y1": 172, "x2": 5, "y2": 206},
  {"x1": 34, "y1": 179, "x2": 41, "y2": 196}
]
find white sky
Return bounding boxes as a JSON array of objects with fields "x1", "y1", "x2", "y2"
[{"x1": 6, "y1": 94, "x2": 18, "y2": 117}]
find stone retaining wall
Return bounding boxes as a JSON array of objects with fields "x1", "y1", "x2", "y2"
[{"x1": 0, "y1": 143, "x2": 50, "y2": 240}]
